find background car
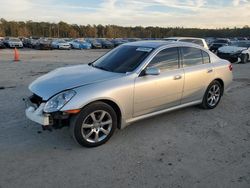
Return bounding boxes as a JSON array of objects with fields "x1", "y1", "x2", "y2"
[
  {"x1": 34, "y1": 38, "x2": 53, "y2": 50},
  {"x1": 110, "y1": 38, "x2": 128, "y2": 47},
  {"x1": 0, "y1": 37, "x2": 5, "y2": 48},
  {"x1": 22, "y1": 36, "x2": 40, "y2": 48},
  {"x1": 69, "y1": 39, "x2": 91, "y2": 49},
  {"x1": 217, "y1": 40, "x2": 250, "y2": 63},
  {"x1": 209, "y1": 38, "x2": 231, "y2": 53},
  {"x1": 96, "y1": 38, "x2": 114, "y2": 49},
  {"x1": 4, "y1": 37, "x2": 23, "y2": 48},
  {"x1": 163, "y1": 37, "x2": 209, "y2": 49},
  {"x1": 85, "y1": 38, "x2": 102, "y2": 49},
  {"x1": 127, "y1": 38, "x2": 141, "y2": 42},
  {"x1": 51, "y1": 39, "x2": 71, "y2": 50}
]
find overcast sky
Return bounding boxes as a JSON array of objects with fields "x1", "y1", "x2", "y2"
[{"x1": 1, "y1": 0, "x2": 250, "y2": 28}]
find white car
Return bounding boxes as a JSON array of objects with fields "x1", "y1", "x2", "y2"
[
  {"x1": 5, "y1": 38, "x2": 23, "y2": 48},
  {"x1": 51, "y1": 40, "x2": 71, "y2": 50},
  {"x1": 164, "y1": 37, "x2": 209, "y2": 49},
  {"x1": 217, "y1": 41, "x2": 250, "y2": 63}
]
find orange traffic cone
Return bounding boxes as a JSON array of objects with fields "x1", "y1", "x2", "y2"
[{"x1": 14, "y1": 47, "x2": 20, "y2": 62}]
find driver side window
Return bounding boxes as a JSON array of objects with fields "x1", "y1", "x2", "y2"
[{"x1": 148, "y1": 47, "x2": 179, "y2": 71}]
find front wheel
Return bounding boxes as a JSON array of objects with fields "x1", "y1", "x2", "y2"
[
  {"x1": 201, "y1": 80, "x2": 222, "y2": 109},
  {"x1": 70, "y1": 102, "x2": 117, "y2": 147},
  {"x1": 241, "y1": 54, "x2": 249, "y2": 64}
]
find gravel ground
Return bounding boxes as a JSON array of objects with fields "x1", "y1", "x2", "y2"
[{"x1": 0, "y1": 49, "x2": 250, "y2": 188}]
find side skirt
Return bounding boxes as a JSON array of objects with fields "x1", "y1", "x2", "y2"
[{"x1": 121, "y1": 100, "x2": 202, "y2": 129}]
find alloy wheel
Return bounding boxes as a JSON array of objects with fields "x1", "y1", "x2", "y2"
[
  {"x1": 207, "y1": 84, "x2": 221, "y2": 107},
  {"x1": 81, "y1": 110, "x2": 112, "y2": 143}
]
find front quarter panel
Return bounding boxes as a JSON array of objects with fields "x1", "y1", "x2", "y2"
[
  {"x1": 60, "y1": 74, "x2": 135, "y2": 121},
  {"x1": 242, "y1": 49, "x2": 250, "y2": 60}
]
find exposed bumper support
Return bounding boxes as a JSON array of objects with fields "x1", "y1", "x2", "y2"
[{"x1": 25, "y1": 101, "x2": 52, "y2": 126}]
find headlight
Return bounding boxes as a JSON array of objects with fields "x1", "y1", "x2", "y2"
[{"x1": 44, "y1": 90, "x2": 76, "y2": 113}]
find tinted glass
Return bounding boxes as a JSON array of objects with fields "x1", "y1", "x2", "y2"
[
  {"x1": 164, "y1": 39, "x2": 177, "y2": 41},
  {"x1": 202, "y1": 50, "x2": 210, "y2": 64},
  {"x1": 232, "y1": 41, "x2": 250, "y2": 48},
  {"x1": 182, "y1": 47, "x2": 203, "y2": 67},
  {"x1": 214, "y1": 40, "x2": 228, "y2": 43},
  {"x1": 180, "y1": 39, "x2": 204, "y2": 47},
  {"x1": 180, "y1": 39, "x2": 193, "y2": 43},
  {"x1": 148, "y1": 47, "x2": 179, "y2": 71},
  {"x1": 92, "y1": 45, "x2": 153, "y2": 73},
  {"x1": 193, "y1": 39, "x2": 204, "y2": 47}
]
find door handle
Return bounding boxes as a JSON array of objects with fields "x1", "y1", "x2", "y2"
[
  {"x1": 207, "y1": 69, "x2": 213, "y2": 73},
  {"x1": 173, "y1": 75, "x2": 182, "y2": 80}
]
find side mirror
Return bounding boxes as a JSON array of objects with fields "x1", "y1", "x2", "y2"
[{"x1": 144, "y1": 67, "x2": 160, "y2": 76}]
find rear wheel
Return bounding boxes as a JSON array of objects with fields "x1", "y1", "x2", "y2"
[
  {"x1": 201, "y1": 80, "x2": 222, "y2": 109},
  {"x1": 70, "y1": 102, "x2": 117, "y2": 147}
]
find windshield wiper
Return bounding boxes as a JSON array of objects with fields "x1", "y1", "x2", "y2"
[{"x1": 91, "y1": 64, "x2": 112, "y2": 72}]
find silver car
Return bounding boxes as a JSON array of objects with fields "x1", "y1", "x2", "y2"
[{"x1": 25, "y1": 41, "x2": 233, "y2": 147}]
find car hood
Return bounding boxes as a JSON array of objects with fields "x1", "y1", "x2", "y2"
[
  {"x1": 218, "y1": 46, "x2": 247, "y2": 53},
  {"x1": 29, "y1": 64, "x2": 123, "y2": 100},
  {"x1": 80, "y1": 42, "x2": 90, "y2": 45},
  {"x1": 9, "y1": 41, "x2": 22, "y2": 44},
  {"x1": 58, "y1": 42, "x2": 70, "y2": 45}
]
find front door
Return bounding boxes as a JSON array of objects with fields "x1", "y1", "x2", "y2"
[{"x1": 133, "y1": 47, "x2": 184, "y2": 117}]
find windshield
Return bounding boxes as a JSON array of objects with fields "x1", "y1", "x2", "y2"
[
  {"x1": 231, "y1": 41, "x2": 250, "y2": 48},
  {"x1": 164, "y1": 39, "x2": 177, "y2": 41},
  {"x1": 214, "y1": 40, "x2": 228, "y2": 43},
  {"x1": 57, "y1": 40, "x2": 66, "y2": 43},
  {"x1": 92, "y1": 45, "x2": 154, "y2": 73},
  {"x1": 10, "y1": 38, "x2": 20, "y2": 42}
]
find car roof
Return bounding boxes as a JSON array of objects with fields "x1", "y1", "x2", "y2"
[
  {"x1": 165, "y1": 37, "x2": 204, "y2": 40},
  {"x1": 124, "y1": 40, "x2": 174, "y2": 48},
  {"x1": 123, "y1": 40, "x2": 202, "y2": 49}
]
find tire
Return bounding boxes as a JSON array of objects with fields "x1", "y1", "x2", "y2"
[
  {"x1": 241, "y1": 54, "x2": 249, "y2": 64},
  {"x1": 70, "y1": 102, "x2": 117, "y2": 147},
  {"x1": 201, "y1": 80, "x2": 222, "y2": 109}
]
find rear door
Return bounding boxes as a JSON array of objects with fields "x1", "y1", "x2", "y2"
[
  {"x1": 180, "y1": 47, "x2": 214, "y2": 104},
  {"x1": 133, "y1": 47, "x2": 184, "y2": 117}
]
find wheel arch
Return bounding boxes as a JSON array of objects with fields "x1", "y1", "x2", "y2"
[
  {"x1": 82, "y1": 99, "x2": 123, "y2": 129},
  {"x1": 213, "y1": 78, "x2": 224, "y2": 95}
]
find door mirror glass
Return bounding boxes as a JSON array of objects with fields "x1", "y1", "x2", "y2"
[{"x1": 145, "y1": 67, "x2": 160, "y2": 76}]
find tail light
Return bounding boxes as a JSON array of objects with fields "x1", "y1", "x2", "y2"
[{"x1": 229, "y1": 64, "x2": 233, "y2": 71}]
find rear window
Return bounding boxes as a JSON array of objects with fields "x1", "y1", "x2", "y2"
[
  {"x1": 192, "y1": 39, "x2": 204, "y2": 47},
  {"x1": 179, "y1": 39, "x2": 204, "y2": 47}
]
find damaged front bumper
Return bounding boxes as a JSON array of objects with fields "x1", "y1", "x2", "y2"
[
  {"x1": 24, "y1": 95, "x2": 70, "y2": 129},
  {"x1": 24, "y1": 97, "x2": 53, "y2": 126}
]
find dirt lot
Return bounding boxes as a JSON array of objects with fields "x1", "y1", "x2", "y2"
[{"x1": 0, "y1": 49, "x2": 250, "y2": 188}]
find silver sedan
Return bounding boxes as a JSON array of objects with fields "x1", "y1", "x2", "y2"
[{"x1": 25, "y1": 41, "x2": 233, "y2": 147}]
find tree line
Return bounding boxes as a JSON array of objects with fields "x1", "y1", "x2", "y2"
[{"x1": 0, "y1": 18, "x2": 250, "y2": 38}]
